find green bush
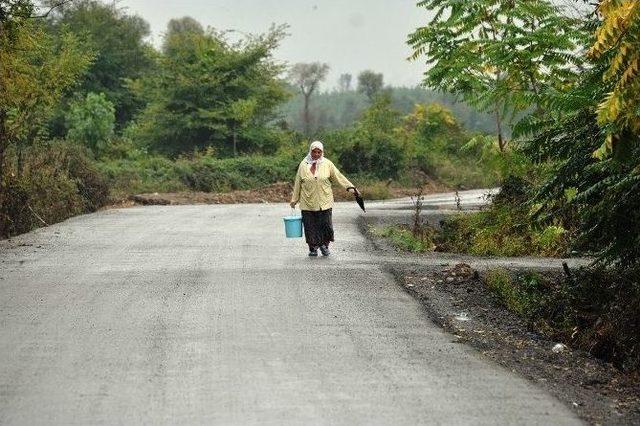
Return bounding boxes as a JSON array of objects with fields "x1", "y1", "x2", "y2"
[
  {"x1": 98, "y1": 152, "x2": 297, "y2": 196},
  {"x1": 66, "y1": 92, "x2": 116, "y2": 156}
]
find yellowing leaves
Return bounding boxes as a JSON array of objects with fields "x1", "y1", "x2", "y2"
[{"x1": 590, "y1": 0, "x2": 640, "y2": 158}]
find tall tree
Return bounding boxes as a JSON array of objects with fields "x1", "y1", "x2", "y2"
[
  {"x1": 408, "y1": 0, "x2": 586, "y2": 151},
  {"x1": 47, "y1": 0, "x2": 154, "y2": 128},
  {"x1": 162, "y1": 16, "x2": 205, "y2": 56},
  {"x1": 0, "y1": 2, "x2": 91, "y2": 175},
  {"x1": 357, "y1": 70, "x2": 384, "y2": 102},
  {"x1": 338, "y1": 73, "x2": 352, "y2": 91},
  {"x1": 288, "y1": 62, "x2": 329, "y2": 135},
  {"x1": 132, "y1": 22, "x2": 289, "y2": 156}
]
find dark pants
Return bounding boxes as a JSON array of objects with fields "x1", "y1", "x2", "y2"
[{"x1": 301, "y1": 209, "x2": 334, "y2": 248}]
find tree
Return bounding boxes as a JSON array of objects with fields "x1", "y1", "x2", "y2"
[
  {"x1": 408, "y1": 0, "x2": 586, "y2": 151},
  {"x1": 288, "y1": 62, "x2": 329, "y2": 135},
  {"x1": 162, "y1": 16, "x2": 204, "y2": 56},
  {"x1": 338, "y1": 73, "x2": 352, "y2": 91},
  {"x1": 521, "y1": 1, "x2": 640, "y2": 265},
  {"x1": 331, "y1": 94, "x2": 407, "y2": 179},
  {"x1": 66, "y1": 92, "x2": 115, "y2": 156},
  {"x1": 132, "y1": 22, "x2": 290, "y2": 156},
  {"x1": 357, "y1": 70, "x2": 384, "y2": 102},
  {"x1": 588, "y1": 0, "x2": 640, "y2": 159},
  {"x1": 47, "y1": 0, "x2": 154, "y2": 127},
  {"x1": 0, "y1": 17, "x2": 91, "y2": 176}
]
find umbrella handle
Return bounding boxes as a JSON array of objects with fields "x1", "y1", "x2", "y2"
[{"x1": 346, "y1": 186, "x2": 359, "y2": 196}]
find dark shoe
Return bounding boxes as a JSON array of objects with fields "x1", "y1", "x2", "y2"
[
  {"x1": 308, "y1": 248, "x2": 318, "y2": 257},
  {"x1": 319, "y1": 245, "x2": 330, "y2": 256}
]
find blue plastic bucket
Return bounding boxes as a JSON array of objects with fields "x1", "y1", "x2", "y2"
[{"x1": 283, "y1": 215, "x2": 303, "y2": 238}]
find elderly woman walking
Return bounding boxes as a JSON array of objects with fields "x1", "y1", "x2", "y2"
[{"x1": 290, "y1": 141, "x2": 359, "y2": 256}]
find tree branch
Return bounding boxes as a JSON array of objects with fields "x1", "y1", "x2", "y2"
[{"x1": 30, "y1": 0, "x2": 76, "y2": 19}]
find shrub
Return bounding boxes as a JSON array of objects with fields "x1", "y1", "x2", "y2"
[
  {"x1": 0, "y1": 141, "x2": 109, "y2": 237},
  {"x1": 66, "y1": 92, "x2": 116, "y2": 156},
  {"x1": 98, "y1": 153, "x2": 297, "y2": 196}
]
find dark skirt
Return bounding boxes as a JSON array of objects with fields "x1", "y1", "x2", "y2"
[{"x1": 301, "y1": 209, "x2": 334, "y2": 247}]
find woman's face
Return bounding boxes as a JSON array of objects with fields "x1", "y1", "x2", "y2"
[{"x1": 311, "y1": 148, "x2": 322, "y2": 160}]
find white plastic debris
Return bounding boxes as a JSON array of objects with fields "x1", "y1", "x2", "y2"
[
  {"x1": 454, "y1": 312, "x2": 470, "y2": 322},
  {"x1": 552, "y1": 343, "x2": 569, "y2": 353}
]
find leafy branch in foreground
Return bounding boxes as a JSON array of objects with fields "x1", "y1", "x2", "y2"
[{"x1": 408, "y1": 0, "x2": 587, "y2": 151}]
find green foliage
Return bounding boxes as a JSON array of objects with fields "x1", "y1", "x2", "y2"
[
  {"x1": 98, "y1": 152, "x2": 297, "y2": 197},
  {"x1": 279, "y1": 85, "x2": 498, "y2": 136},
  {"x1": 408, "y1": 0, "x2": 588, "y2": 149},
  {"x1": 0, "y1": 0, "x2": 35, "y2": 41},
  {"x1": 0, "y1": 17, "x2": 93, "y2": 169},
  {"x1": 131, "y1": 22, "x2": 290, "y2": 156},
  {"x1": 439, "y1": 207, "x2": 570, "y2": 257},
  {"x1": 521, "y1": 50, "x2": 640, "y2": 265},
  {"x1": 327, "y1": 95, "x2": 406, "y2": 179},
  {"x1": 483, "y1": 266, "x2": 640, "y2": 372},
  {"x1": 0, "y1": 140, "x2": 109, "y2": 237},
  {"x1": 399, "y1": 103, "x2": 504, "y2": 188},
  {"x1": 485, "y1": 269, "x2": 547, "y2": 317},
  {"x1": 588, "y1": 0, "x2": 640, "y2": 156},
  {"x1": 47, "y1": 0, "x2": 154, "y2": 127},
  {"x1": 357, "y1": 70, "x2": 384, "y2": 102},
  {"x1": 66, "y1": 92, "x2": 115, "y2": 155},
  {"x1": 357, "y1": 181, "x2": 392, "y2": 200}
]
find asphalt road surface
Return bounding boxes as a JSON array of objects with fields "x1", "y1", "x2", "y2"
[{"x1": 0, "y1": 192, "x2": 581, "y2": 425}]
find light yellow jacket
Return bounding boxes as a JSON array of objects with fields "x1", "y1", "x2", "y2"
[{"x1": 290, "y1": 158, "x2": 354, "y2": 211}]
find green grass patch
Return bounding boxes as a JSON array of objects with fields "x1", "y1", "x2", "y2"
[
  {"x1": 371, "y1": 225, "x2": 436, "y2": 253},
  {"x1": 485, "y1": 269, "x2": 546, "y2": 317}
]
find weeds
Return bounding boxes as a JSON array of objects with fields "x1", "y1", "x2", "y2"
[
  {"x1": 372, "y1": 225, "x2": 436, "y2": 253},
  {"x1": 482, "y1": 266, "x2": 640, "y2": 372}
]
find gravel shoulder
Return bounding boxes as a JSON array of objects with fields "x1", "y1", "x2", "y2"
[{"x1": 360, "y1": 211, "x2": 640, "y2": 425}]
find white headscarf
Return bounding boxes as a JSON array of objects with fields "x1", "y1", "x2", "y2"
[{"x1": 304, "y1": 140, "x2": 325, "y2": 165}]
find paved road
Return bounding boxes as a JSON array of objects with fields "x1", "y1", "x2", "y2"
[{"x1": 0, "y1": 193, "x2": 581, "y2": 425}]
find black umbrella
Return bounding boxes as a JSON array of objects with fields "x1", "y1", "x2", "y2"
[{"x1": 348, "y1": 187, "x2": 365, "y2": 212}]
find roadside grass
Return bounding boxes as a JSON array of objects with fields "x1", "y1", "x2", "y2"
[
  {"x1": 371, "y1": 224, "x2": 436, "y2": 253},
  {"x1": 438, "y1": 207, "x2": 570, "y2": 257},
  {"x1": 373, "y1": 175, "x2": 570, "y2": 258},
  {"x1": 372, "y1": 208, "x2": 570, "y2": 258}
]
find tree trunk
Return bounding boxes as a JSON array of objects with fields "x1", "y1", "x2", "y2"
[
  {"x1": 495, "y1": 106, "x2": 505, "y2": 152},
  {"x1": 16, "y1": 139, "x2": 23, "y2": 178},
  {"x1": 232, "y1": 123, "x2": 238, "y2": 157},
  {"x1": 303, "y1": 93, "x2": 310, "y2": 136},
  {"x1": 0, "y1": 109, "x2": 7, "y2": 177}
]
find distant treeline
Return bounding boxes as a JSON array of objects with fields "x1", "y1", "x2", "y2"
[{"x1": 279, "y1": 87, "x2": 499, "y2": 136}]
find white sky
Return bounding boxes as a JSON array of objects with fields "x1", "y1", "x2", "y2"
[{"x1": 116, "y1": 0, "x2": 431, "y2": 90}]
